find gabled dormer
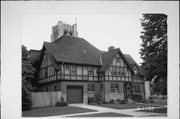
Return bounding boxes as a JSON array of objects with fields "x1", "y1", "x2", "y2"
[{"x1": 98, "y1": 47, "x2": 134, "y2": 81}]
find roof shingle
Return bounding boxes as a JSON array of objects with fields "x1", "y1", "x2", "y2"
[{"x1": 44, "y1": 35, "x2": 102, "y2": 66}]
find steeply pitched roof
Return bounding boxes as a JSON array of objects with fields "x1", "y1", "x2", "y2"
[
  {"x1": 44, "y1": 35, "x2": 102, "y2": 66},
  {"x1": 98, "y1": 48, "x2": 134, "y2": 74},
  {"x1": 29, "y1": 50, "x2": 41, "y2": 63},
  {"x1": 124, "y1": 54, "x2": 139, "y2": 70},
  {"x1": 98, "y1": 48, "x2": 119, "y2": 72},
  {"x1": 30, "y1": 35, "x2": 139, "y2": 74}
]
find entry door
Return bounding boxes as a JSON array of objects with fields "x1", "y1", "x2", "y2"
[{"x1": 67, "y1": 85, "x2": 83, "y2": 103}]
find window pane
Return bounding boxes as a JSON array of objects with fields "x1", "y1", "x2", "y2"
[
  {"x1": 88, "y1": 67, "x2": 93, "y2": 75},
  {"x1": 71, "y1": 65, "x2": 76, "y2": 75},
  {"x1": 65, "y1": 65, "x2": 70, "y2": 74},
  {"x1": 88, "y1": 84, "x2": 95, "y2": 91}
]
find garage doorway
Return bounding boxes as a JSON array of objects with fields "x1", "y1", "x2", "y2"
[{"x1": 67, "y1": 85, "x2": 83, "y2": 103}]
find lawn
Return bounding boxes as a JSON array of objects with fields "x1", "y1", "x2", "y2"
[
  {"x1": 137, "y1": 107, "x2": 167, "y2": 114},
  {"x1": 69, "y1": 112, "x2": 133, "y2": 117},
  {"x1": 92, "y1": 103, "x2": 163, "y2": 110},
  {"x1": 152, "y1": 99, "x2": 167, "y2": 105},
  {"x1": 22, "y1": 106, "x2": 97, "y2": 117}
]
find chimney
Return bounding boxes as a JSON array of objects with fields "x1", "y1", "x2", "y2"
[{"x1": 108, "y1": 46, "x2": 115, "y2": 51}]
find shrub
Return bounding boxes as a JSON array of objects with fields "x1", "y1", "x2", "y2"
[
  {"x1": 56, "y1": 96, "x2": 68, "y2": 107},
  {"x1": 88, "y1": 97, "x2": 95, "y2": 104},
  {"x1": 55, "y1": 101, "x2": 68, "y2": 107},
  {"x1": 116, "y1": 99, "x2": 127, "y2": 104},
  {"x1": 102, "y1": 101, "x2": 108, "y2": 104},
  {"x1": 97, "y1": 101, "x2": 102, "y2": 105},
  {"x1": 133, "y1": 94, "x2": 143, "y2": 102},
  {"x1": 109, "y1": 99, "x2": 115, "y2": 104},
  {"x1": 88, "y1": 93, "x2": 103, "y2": 104},
  {"x1": 22, "y1": 87, "x2": 32, "y2": 111},
  {"x1": 94, "y1": 93, "x2": 102, "y2": 102}
]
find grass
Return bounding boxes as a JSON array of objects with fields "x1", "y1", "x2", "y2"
[
  {"x1": 22, "y1": 106, "x2": 97, "y2": 117},
  {"x1": 152, "y1": 98, "x2": 167, "y2": 105},
  {"x1": 137, "y1": 107, "x2": 167, "y2": 114},
  {"x1": 69, "y1": 112, "x2": 133, "y2": 117},
  {"x1": 92, "y1": 103, "x2": 163, "y2": 110}
]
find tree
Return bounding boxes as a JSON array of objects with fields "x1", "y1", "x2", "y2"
[
  {"x1": 22, "y1": 45, "x2": 36, "y2": 110},
  {"x1": 140, "y1": 14, "x2": 167, "y2": 97}
]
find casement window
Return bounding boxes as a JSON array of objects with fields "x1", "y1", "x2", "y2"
[
  {"x1": 117, "y1": 67, "x2": 121, "y2": 75},
  {"x1": 111, "y1": 83, "x2": 119, "y2": 93},
  {"x1": 88, "y1": 67, "x2": 93, "y2": 75},
  {"x1": 133, "y1": 85, "x2": 140, "y2": 93},
  {"x1": 65, "y1": 65, "x2": 70, "y2": 74},
  {"x1": 88, "y1": 84, "x2": 95, "y2": 91},
  {"x1": 117, "y1": 58, "x2": 120, "y2": 63},
  {"x1": 112, "y1": 67, "x2": 117, "y2": 76},
  {"x1": 71, "y1": 65, "x2": 77, "y2": 75},
  {"x1": 120, "y1": 68, "x2": 125, "y2": 76}
]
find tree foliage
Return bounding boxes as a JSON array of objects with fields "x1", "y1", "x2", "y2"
[
  {"x1": 140, "y1": 14, "x2": 167, "y2": 95},
  {"x1": 22, "y1": 45, "x2": 36, "y2": 110}
]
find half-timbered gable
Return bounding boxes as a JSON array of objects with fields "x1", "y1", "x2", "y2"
[
  {"x1": 106, "y1": 53, "x2": 133, "y2": 82},
  {"x1": 38, "y1": 50, "x2": 56, "y2": 85}
]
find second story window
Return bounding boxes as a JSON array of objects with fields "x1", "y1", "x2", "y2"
[
  {"x1": 65, "y1": 65, "x2": 70, "y2": 74},
  {"x1": 71, "y1": 65, "x2": 76, "y2": 75},
  {"x1": 117, "y1": 58, "x2": 120, "y2": 63},
  {"x1": 88, "y1": 67, "x2": 93, "y2": 75},
  {"x1": 112, "y1": 67, "x2": 117, "y2": 76}
]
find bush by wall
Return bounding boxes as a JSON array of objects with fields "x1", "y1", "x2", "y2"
[
  {"x1": 133, "y1": 94, "x2": 143, "y2": 102},
  {"x1": 108, "y1": 99, "x2": 115, "y2": 104},
  {"x1": 94, "y1": 93, "x2": 102, "y2": 102},
  {"x1": 55, "y1": 96, "x2": 68, "y2": 107},
  {"x1": 116, "y1": 99, "x2": 127, "y2": 104},
  {"x1": 88, "y1": 97, "x2": 95, "y2": 104}
]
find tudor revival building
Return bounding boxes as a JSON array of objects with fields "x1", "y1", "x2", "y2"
[{"x1": 30, "y1": 21, "x2": 145, "y2": 104}]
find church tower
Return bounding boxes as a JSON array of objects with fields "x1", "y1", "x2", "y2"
[{"x1": 51, "y1": 21, "x2": 78, "y2": 42}]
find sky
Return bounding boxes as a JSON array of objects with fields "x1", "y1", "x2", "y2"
[{"x1": 22, "y1": 14, "x2": 143, "y2": 65}]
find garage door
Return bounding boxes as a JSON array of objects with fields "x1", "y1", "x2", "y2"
[{"x1": 67, "y1": 85, "x2": 83, "y2": 103}]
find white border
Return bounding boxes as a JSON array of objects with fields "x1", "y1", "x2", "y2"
[{"x1": 1, "y1": 1, "x2": 179, "y2": 119}]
